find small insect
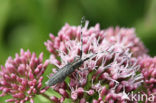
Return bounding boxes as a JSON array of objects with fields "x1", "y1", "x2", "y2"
[{"x1": 46, "y1": 17, "x2": 100, "y2": 86}]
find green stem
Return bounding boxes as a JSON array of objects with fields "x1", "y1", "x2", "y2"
[{"x1": 41, "y1": 93, "x2": 54, "y2": 103}]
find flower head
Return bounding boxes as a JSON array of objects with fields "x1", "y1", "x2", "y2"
[
  {"x1": 103, "y1": 27, "x2": 148, "y2": 57},
  {"x1": 0, "y1": 49, "x2": 49, "y2": 103},
  {"x1": 45, "y1": 22, "x2": 144, "y2": 102},
  {"x1": 139, "y1": 56, "x2": 156, "y2": 102}
]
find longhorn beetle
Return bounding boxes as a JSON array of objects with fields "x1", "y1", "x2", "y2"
[{"x1": 46, "y1": 17, "x2": 102, "y2": 86}]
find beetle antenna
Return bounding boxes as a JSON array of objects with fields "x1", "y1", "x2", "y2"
[{"x1": 80, "y1": 16, "x2": 85, "y2": 58}]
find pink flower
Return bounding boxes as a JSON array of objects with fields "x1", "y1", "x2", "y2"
[
  {"x1": 103, "y1": 27, "x2": 148, "y2": 57},
  {"x1": 139, "y1": 56, "x2": 156, "y2": 102},
  {"x1": 0, "y1": 49, "x2": 49, "y2": 103},
  {"x1": 45, "y1": 22, "x2": 147, "y2": 58},
  {"x1": 45, "y1": 22, "x2": 144, "y2": 102}
]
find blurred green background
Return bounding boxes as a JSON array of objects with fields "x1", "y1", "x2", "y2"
[{"x1": 0, "y1": 0, "x2": 156, "y2": 102}]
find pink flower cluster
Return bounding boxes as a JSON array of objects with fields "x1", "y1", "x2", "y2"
[
  {"x1": 103, "y1": 27, "x2": 147, "y2": 57},
  {"x1": 139, "y1": 56, "x2": 156, "y2": 102},
  {"x1": 0, "y1": 20, "x2": 154, "y2": 103},
  {"x1": 0, "y1": 49, "x2": 49, "y2": 103},
  {"x1": 45, "y1": 22, "x2": 147, "y2": 102}
]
